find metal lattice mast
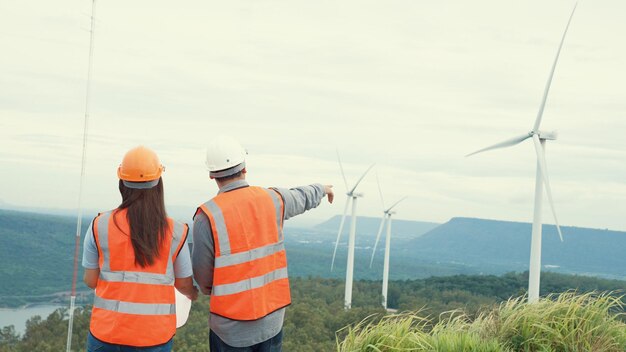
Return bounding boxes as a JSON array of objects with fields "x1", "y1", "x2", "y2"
[{"x1": 66, "y1": 0, "x2": 97, "y2": 351}]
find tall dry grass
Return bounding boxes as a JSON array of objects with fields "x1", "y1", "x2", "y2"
[
  {"x1": 475, "y1": 291, "x2": 626, "y2": 351},
  {"x1": 337, "y1": 291, "x2": 626, "y2": 352}
]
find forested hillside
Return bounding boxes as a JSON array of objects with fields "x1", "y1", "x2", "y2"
[
  {"x1": 0, "y1": 210, "x2": 92, "y2": 307},
  {"x1": 2, "y1": 273, "x2": 626, "y2": 351},
  {"x1": 0, "y1": 210, "x2": 450, "y2": 307},
  {"x1": 3, "y1": 209, "x2": 626, "y2": 308}
]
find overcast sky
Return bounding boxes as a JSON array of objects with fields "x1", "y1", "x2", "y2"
[{"x1": 1, "y1": 0, "x2": 625, "y2": 231}]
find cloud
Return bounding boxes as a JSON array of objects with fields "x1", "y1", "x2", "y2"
[{"x1": 1, "y1": 0, "x2": 625, "y2": 231}]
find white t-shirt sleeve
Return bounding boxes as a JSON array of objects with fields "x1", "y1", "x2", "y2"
[
  {"x1": 81, "y1": 223, "x2": 100, "y2": 269},
  {"x1": 174, "y1": 237, "x2": 193, "y2": 278}
]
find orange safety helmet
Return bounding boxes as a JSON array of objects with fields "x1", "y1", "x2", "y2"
[{"x1": 117, "y1": 146, "x2": 164, "y2": 189}]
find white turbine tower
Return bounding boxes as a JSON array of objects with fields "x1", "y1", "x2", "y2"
[
  {"x1": 331, "y1": 151, "x2": 375, "y2": 310},
  {"x1": 369, "y1": 176, "x2": 406, "y2": 310},
  {"x1": 467, "y1": 4, "x2": 577, "y2": 303}
]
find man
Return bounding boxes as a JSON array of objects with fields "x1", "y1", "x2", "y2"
[{"x1": 192, "y1": 136, "x2": 334, "y2": 351}]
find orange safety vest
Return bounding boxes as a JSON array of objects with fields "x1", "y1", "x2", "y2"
[
  {"x1": 197, "y1": 186, "x2": 289, "y2": 321},
  {"x1": 90, "y1": 209, "x2": 188, "y2": 347}
]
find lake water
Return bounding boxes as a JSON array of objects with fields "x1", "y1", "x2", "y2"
[{"x1": 0, "y1": 305, "x2": 65, "y2": 335}]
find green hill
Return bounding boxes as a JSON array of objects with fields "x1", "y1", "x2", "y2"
[
  {"x1": 3, "y1": 273, "x2": 626, "y2": 351},
  {"x1": 4, "y1": 209, "x2": 626, "y2": 308},
  {"x1": 0, "y1": 210, "x2": 442, "y2": 307},
  {"x1": 0, "y1": 210, "x2": 93, "y2": 307}
]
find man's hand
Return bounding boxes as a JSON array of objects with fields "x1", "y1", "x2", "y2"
[
  {"x1": 200, "y1": 285, "x2": 212, "y2": 296},
  {"x1": 324, "y1": 185, "x2": 334, "y2": 204}
]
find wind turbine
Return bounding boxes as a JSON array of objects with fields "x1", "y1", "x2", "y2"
[
  {"x1": 467, "y1": 4, "x2": 577, "y2": 303},
  {"x1": 331, "y1": 151, "x2": 375, "y2": 310},
  {"x1": 369, "y1": 175, "x2": 406, "y2": 310}
]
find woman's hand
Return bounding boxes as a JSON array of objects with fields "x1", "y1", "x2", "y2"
[
  {"x1": 175, "y1": 276, "x2": 199, "y2": 301},
  {"x1": 186, "y1": 286, "x2": 199, "y2": 301}
]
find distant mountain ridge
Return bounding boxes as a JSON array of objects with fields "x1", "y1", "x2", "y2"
[
  {"x1": 0, "y1": 202, "x2": 196, "y2": 223},
  {"x1": 404, "y1": 217, "x2": 626, "y2": 279},
  {"x1": 315, "y1": 215, "x2": 440, "y2": 239}
]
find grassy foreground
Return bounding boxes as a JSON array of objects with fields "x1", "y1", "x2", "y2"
[{"x1": 338, "y1": 292, "x2": 626, "y2": 352}]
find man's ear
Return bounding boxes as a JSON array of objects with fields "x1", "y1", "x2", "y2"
[{"x1": 242, "y1": 168, "x2": 247, "y2": 174}]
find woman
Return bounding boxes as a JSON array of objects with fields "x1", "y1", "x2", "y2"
[{"x1": 82, "y1": 146, "x2": 198, "y2": 352}]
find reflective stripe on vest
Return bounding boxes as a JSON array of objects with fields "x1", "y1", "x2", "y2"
[
  {"x1": 93, "y1": 296, "x2": 177, "y2": 315},
  {"x1": 202, "y1": 200, "x2": 232, "y2": 256},
  {"x1": 91, "y1": 210, "x2": 187, "y2": 346},
  {"x1": 214, "y1": 241, "x2": 285, "y2": 268},
  {"x1": 264, "y1": 188, "x2": 284, "y2": 241},
  {"x1": 198, "y1": 186, "x2": 289, "y2": 320},
  {"x1": 212, "y1": 267, "x2": 289, "y2": 296}
]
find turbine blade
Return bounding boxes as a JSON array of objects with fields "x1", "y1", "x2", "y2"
[
  {"x1": 386, "y1": 196, "x2": 408, "y2": 212},
  {"x1": 336, "y1": 149, "x2": 349, "y2": 191},
  {"x1": 331, "y1": 198, "x2": 351, "y2": 271},
  {"x1": 532, "y1": 3, "x2": 577, "y2": 132},
  {"x1": 532, "y1": 135, "x2": 564, "y2": 242},
  {"x1": 349, "y1": 163, "x2": 375, "y2": 194},
  {"x1": 369, "y1": 216, "x2": 387, "y2": 268},
  {"x1": 376, "y1": 172, "x2": 385, "y2": 210},
  {"x1": 466, "y1": 133, "x2": 532, "y2": 157}
]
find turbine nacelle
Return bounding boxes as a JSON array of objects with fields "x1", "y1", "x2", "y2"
[
  {"x1": 347, "y1": 192, "x2": 364, "y2": 198},
  {"x1": 534, "y1": 130, "x2": 558, "y2": 141},
  {"x1": 466, "y1": 130, "x2": 558, "y2": 157}
]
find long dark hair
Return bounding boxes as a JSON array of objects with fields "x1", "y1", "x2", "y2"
[{"x1": 114, "y1": 178, "x2": 168, "y2": 267}]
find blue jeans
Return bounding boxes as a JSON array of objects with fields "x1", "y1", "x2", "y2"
[
  {"x1": 87, "y1": 331, "x2": 173, "y2": 352},
  {"x1": 209, "y1": 330, "x2": 283, "y2": 352}
]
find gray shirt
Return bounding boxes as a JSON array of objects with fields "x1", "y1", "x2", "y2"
[{"x1": 192, "y1": 180, "x2": 326, "y2": 347}]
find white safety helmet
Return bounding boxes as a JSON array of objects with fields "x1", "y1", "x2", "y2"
[{"x1": 205, "y1": 135, "x2": 247, "y2": 178}]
